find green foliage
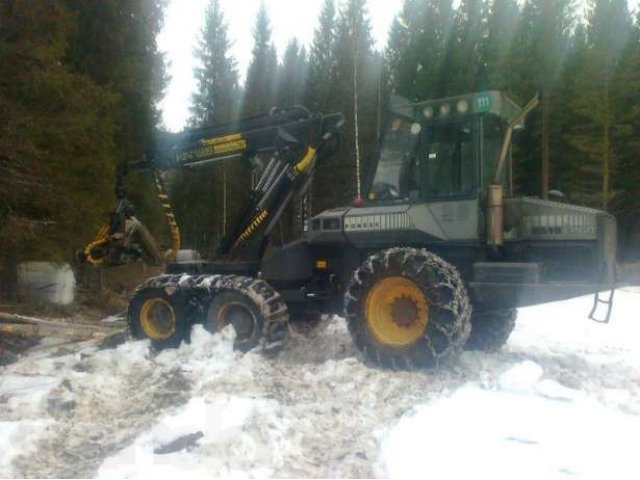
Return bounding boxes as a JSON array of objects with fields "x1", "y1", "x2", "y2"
[
  {"x1": 190, "y1": 0, "x2": 240, "y2": 126},
  {"x1": 0, "y1": 1, "x2": 116, "y2": 262},
  {"x1": 4, "y1": 0, "x2": 640, "y2": 272},
  {"x1": 383, "y1": 0, "x2": 638, "y2": 216},
  {"x1": 277, "y1": 39, "x2": 308, "y2": 107},
  {"x1": 306, "y1": 0, "x2": 337, "y2": 111},
  {"x1": 242, "y1": 4, "x2": 278, "y2": 115},
  {"x1": 169, "y1": 0, "x2": 243, "y2": 256},
  {"x1": 0, "y1": 0, "x2": 166, "y2": 275},
  {"x1": 311, "y1": 0, "x2": 382, "y2": 212}
]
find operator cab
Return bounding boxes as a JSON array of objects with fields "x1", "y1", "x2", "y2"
[
  {"x1": 367, "y1": 91, "x2": 523, "y2": 204},
  {"x1": 309, "y1": 91, "x2": 527, "y2": 246}
]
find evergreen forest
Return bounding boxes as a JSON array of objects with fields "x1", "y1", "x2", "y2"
[{"x1": 1, "y1": 0, "x2": 639, "y2": 298}]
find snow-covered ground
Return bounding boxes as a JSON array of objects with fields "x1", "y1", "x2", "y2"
[{"x1": 1, "y1": 288, "x2": 639, "y2": 478}]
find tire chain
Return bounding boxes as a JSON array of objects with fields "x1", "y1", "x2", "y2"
[
  {"x1": 465, "y1": 308, "x2": 517, "y2": 352},
  {"x1": 345, "y1": 247, "x2": 472, "y2": 369},
  {"x1": 129, "y1": 273, "x2": 289, "y2": 352}
]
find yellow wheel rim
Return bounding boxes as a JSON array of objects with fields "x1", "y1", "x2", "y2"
[
  {"x1": 140, "y1": 297, "x2": 176, "y2": 341},
  {"x1": 209, "y1": 301, "x2": 256, "y2": 344},
  {"x1": 365, "y1": 276, "x2": 428, "y2": 347}
]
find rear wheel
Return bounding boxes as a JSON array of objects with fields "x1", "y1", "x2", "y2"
[
  {"x1": 206, "y1": 291, "x2": 263, "y2": 351},
  {"x1": 465, "y1": 309, "x2": 517, "y2": 352},
  {"x1": 345, "y1": 248, "x2": 471, "y2": 369},
  {"x1": 128, "y1": 289, "x2": 189, "y2": 349},
  {"x1": 204, "y1": 276, "x2": 289, "y2": 353}
]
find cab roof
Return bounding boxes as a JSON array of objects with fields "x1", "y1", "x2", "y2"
[{"x1": 391, "y1": 90, "x2": 524, "y2": 127}]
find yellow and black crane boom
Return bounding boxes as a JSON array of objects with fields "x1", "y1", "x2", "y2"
[{"x1": 80, "y1": 106, "x2": 344, "y2": 267}]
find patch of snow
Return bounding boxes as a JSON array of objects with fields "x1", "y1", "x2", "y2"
[
  {"x1": 0, "y1": 420, "x2": 54, "y2": 477},
  {"x1": 0, "y1": 290, "x2": 638, "y2": 478},
  {"x1": 96, "y1": 396, "x2": 284, "y2": 479},
  {"x1": 0, "y1": 374, "x2": 60, "y2": 418},
  {"x1": 498, "y1": 360, "x2": 544, "y2": 393},
  {"x1": 376, "y1": 383, "x2": 640, "y2": 480},
  {"x1": 534, "y1": 379, "x2": 581, "y2": 402},
  {"x1": 376, "y1": 289, "x2": 640, "y2": 479}
]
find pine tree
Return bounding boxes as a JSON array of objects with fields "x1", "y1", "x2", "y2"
[
  {"x1": 277, "y1": 39, "x2": 308, "y2": 106},
  {"x1": 569, "y1": 0, "x2": 632, "y2": 208},
  {"x1": 480, "y1": 0, "x2": 519, "y2": 90},
  {"x1": 548, "y1": 24, "x2": 590, "y2": 199},
  {"x1": 65, "y1": 0, "x2": 166, "y2": 158},
  {"x1": 446, "y1": 0, "x2": 488, "y2": 94},
  {"x1": 173, "y1": 0, "x2": 243, "y2": 254},
  {"x1": 0, "y1": 0, "x2": 117, "y2": 288},
  {"x1": 301, "y1": 0, "x2": 338, "y2": 236},
  {"x1": 505, "y1": 0, "x2": 575, "y2": 197},
  {"x1": 306, "y1": 0, "x2": 337, "y2": 110},
  {"x1": 64, "y1": 0, "x2": 167, "y2": 240},
  {"x1": 386, "y1": 0, "x2": 455, "y2": 100},
  {"x1": 243, "y1": 4, "x2": 278, "y2": 115},
  {"x1": 312, "y1": 0, "x2": 379, "y2": 211},
  {"x1": 385, "y1": 0, "x2": 425, "y2": 98},
  {"x1": 190, "y1": 0, "x2": 240, "y2": 126},
  {"x1": 610, "y1": 12, "x2": 640, "y2": 255}
]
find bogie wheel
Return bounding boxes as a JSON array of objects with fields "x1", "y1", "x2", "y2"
[
  {"x1": 128, "y1": 288, "x2": 189, "y2": 349},
  {"x1": 204, "y1": 276, "x2": 289, "y2": 353},
  {"x1": 465, "y1": 309, "x2": 517, "y2": 352},
  {"x1": 206, "y1": 291, "x2": 263, "y2": 352},
  {"x1": 345, "y1": 248, "x2": 471, "y2": 369}
]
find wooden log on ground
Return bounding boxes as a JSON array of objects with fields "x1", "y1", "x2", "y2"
[
  {"x1": 0, "y1": 312, "x2": 126, "y2": 331},
  {"x1": 0, "y1": 322, "x2": 126, "y2": 340}
]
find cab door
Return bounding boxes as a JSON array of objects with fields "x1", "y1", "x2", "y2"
[{"x1": 408, "y1": 118, "x2": 480, "y2": 241}]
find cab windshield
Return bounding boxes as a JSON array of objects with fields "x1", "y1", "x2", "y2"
[{"x1": 370, "y1": 118, "x2": 420, "y2": 200}]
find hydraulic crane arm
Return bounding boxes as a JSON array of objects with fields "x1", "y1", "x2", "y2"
[{"x1": 79, "y1": 106, "x2": 344, "y2": 267}]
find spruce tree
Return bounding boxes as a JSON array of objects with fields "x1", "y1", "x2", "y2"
[
  {"x1": 610, "y1": 12, "x2": 640, "y2": 255},
  {"x1": 175, "y1": 0, "x2": 242, "y2": 254},
  {"x1": 385, "y1": 0, "x2": 425, "y2": 98},
  {"x1": 313, "y1": 0, "x2": 379, "y2": 211},
  {"x1": 505, "y1": 0, "x2": 575, "y2": 197},
  {"x1": 64, "y1": 0, "x2": 167, "y2": 241},
  {"x1": 190, "y1": 0, "x2": 240, "y2": 126},
  {"x1": 303, "y1": 0, "x2": 337, "y2": 235},
  {"x1": 243, "y1": 4, "x2": 278, "y2": 115},
  {"x1": 0, "y1": 0, "x2": 117, "y2": 282},
  {"x1": 481, "y1": 0, "x2": 519, "y2": 90},
  {"x1": 569, "y1": 0, "x2": 632, "y2": 208},
  {"x1": 386, "y1": 0, "x2": 455, "y2": 100},
  {"x1": 306, "y1": 0, "x2": 337, "y2": 111},
  {"x1": 277, "y1": 39, "x2": 308, "y2": 106},
  {"x1": 446, "y1": 0, "x2": 488, "y2": 95}
]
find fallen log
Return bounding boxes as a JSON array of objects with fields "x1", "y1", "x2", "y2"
[
  {"x1": 0, "y1": 312, "x2": 126, "y2": 331},
  {"x1": 26, "y1": 329, "x2": 126, "y2": 356},
  {"x1": 0, "y1": 322, "x2": 124, "y2": 340},
  {"x1": 0, "y1": 310, "x2": 127, "y2": 355}
]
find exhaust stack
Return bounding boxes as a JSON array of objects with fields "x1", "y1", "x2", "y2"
[{"x1": 487, "y1": 93, "x2": 540, "y2": 249}]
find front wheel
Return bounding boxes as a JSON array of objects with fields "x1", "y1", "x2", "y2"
[{"x1": 345, "y1": 248, "x2": 471, "y2": 369}]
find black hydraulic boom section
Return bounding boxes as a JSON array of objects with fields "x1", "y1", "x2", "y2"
[{"x1": 80, "y1": 106, "x2": 344, "y2": 267}]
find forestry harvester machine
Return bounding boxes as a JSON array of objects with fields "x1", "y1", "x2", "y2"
[{"x1": 81, "y1": 92, "x2": 617, "y2": 368}]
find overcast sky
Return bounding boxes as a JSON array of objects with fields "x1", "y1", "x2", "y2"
[
  {"x1": 158, "y1": 0, "x2": 639, "y2": 132},
  {"x1": 157, "y1": 0, "x2": 403, "y2": 131}
]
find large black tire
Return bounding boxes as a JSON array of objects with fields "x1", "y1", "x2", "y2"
[
  {"x1": 345, "y1": 248, "x2": 472, "y2": 369},
  {"x1": 128, "y1": 288, "x2": 190, "y2": 349},
  {"x1": 465, "y1": 309, "x2": 517, "y2": 352},
  {"x1": 203, "y1": 276, "x2": 289, "y2": 353}
]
